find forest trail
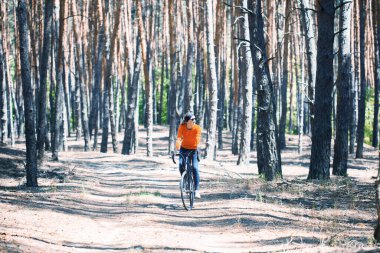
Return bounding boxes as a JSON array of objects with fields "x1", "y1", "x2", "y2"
[{"x1": 0, "y1": 127, "x2": 379, "y2": 252}]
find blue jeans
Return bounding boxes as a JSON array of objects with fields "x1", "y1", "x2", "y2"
[{"x1": 179, "y1": 148, "x2": 200, "y2": 191}]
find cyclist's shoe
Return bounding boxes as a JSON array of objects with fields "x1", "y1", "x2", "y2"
[{"x1": 195, "y1": 190, "x2": 201, "y2": 199}]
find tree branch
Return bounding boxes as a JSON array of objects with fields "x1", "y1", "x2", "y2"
[
  {"x1": 293, "y1": 7, "x2": 318, "y2": 14},
  {"x1": 223, "y1": 1, "x2": 253, "y2": 14},
  {"x1": 334, "y1": 28, "x2": 348, "y2": 37},
  {"x1": 334, "y1": 1, "x2": 352, "y2": 12},
  {"x1": 64, "y1": 14, "x2": 91, "y2": 21}
]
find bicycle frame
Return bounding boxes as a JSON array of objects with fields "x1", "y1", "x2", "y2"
[{"x1": 171, "y1": 150, "x2": 198, "y2": 210}]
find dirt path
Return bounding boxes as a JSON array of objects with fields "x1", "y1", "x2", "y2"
[{"x1": 0, "y1": 127, "x2": 379, "y2": 252}]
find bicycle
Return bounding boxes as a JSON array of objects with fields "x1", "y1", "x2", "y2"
[{"x1": 171, "y1": 150, "x2": 200, "y2": 211}]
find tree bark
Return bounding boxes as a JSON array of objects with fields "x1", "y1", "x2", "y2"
[
  {"x1": 248, "y1": 0, "x2": 282, "y2": 181},
  {"x1": 372, "y1": 0, "x2": 379, "y2": 148},
  {"x1": 90, "y1": 2, "x2": 105, "y2": 151},
  {"x1": 237, "y1": 0, "x2": 253, "y2": 165},
  {"x1": 37, "y1": 0, "x2": 53, "y2": 160},
  {"x1": 356, "y1": 0, "x2": 367, "y2": 158},
  {"x1": 204, "y1": 0, "x2": 218, "y2": 160},
  {"x1": 122, "y1": 37, "x2": 141, "y2": 155},
  {"x1": 51, "y1": 0, "x2": 66, "y2": 161},
  {"x1": 350, "y1": 0, "x2": 360, "y2": 154},
  {"x1": 17, "y1": 0, "x2": 38, "y2": 187},
  {"x1": 308, "y1": 0, "x2": 335, "y2": 180},
  {"x1": 333, "y1": 0, "x2": 352, "y2": 176},
  {"x1": 137, "y1": 0, "x2": 153, "y2": 157},
  {"x1": 168, "y1": 0, "x2": 178, "y2": 153},
  {"x1": 298, "y1": 0, "x2": 317, "y2": 131},
  {"x1": 0, "y1": 39, "x2": 6, "y2": 146},
  {"x1": 71, "y1": 0, "x2": 90, "y2": 151},
  {"x1": 100, "y1": 1, "x2": 121, "y2": 153},
  {"x1": 279, "y1": 0, "x2": 292, "y2": 149}
]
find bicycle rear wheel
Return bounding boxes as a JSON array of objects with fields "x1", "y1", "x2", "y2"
[{"x1": 180, "y1": 170, "x2": 194, "y2": 210}]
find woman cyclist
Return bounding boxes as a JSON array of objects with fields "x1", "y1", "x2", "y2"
[{"x1": 176, "y1": 113, "x2": 202, "y2": 199}]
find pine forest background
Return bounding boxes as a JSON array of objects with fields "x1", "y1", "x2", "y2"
[{"x1": 0, "y1": 0, "x2": 379, "y2": 187}]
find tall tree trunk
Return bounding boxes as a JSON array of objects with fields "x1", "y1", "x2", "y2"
[
  {"x1": 204, "y1": 0, "x2": 218, "y2": 160},
  {"x1": 0, "y1": 37, "x2": 6, "y2": 145},
  {"x1": 308, "y1": 0, "x2": 335, "y2": 180},
  {"x1": 51, "y1": 0, "x2": 66, "y2": 161},
  {"x1": 248, "y1": 0, "x2": 282, "y2": 180},
  {"x1": 0, "y1": 43, "x2": 6, "y2": 146},
  {"x1": 101, "y1": 1, "x2": 121, "y2": 153},
  {"x1": 17, "y1": 0, "x2": 38, "y2": 187},
  {"x1": 49, "y1": 20, "x2": 56, "y2": 151},
  {"x1": 122, "y1": 38, "x2": 141, "y2": 155},
  {"x1": 350, "y1": 0, "x2": 360, "y2": 154},
  {"x1": 168, "y1": 0, "x2": 178, "y2": 153},
  {"x1": 71, "y1": 0, "x2": 90, "y2": 151},
  {"x1": 237, "y1": 0, "x2": 253, "y2": 165},
  {"x1": 372, "y1": 0, "x2": 379, "y2": 148},
  {"x1": 90, "y1": 14, "x2": 105, "y2": 150},
  {"x1": 297, "y1": 41, "x2": 305, "y2": 154},
  {"x1": 279, "y1": 0, "x2": 292, "y2": 149},
  {"x1": 356, "y1": 0, "x2": 367, "y2": 158},
  {"x1": 183, "y1": 0, "x2": 195, "y2": 115},
  {"x1": 137, "y1": 0, "x2": 153, "y2": 157},
  {"x1": 333, "y1": 0, "x2": 352, "y2": 176},
  {"x1": 5, "y1": 42, "x2": 14, "y2": 146},
  {"x1": 0, "y1": 1, "x2": 7, "y2": 146},
  {"x1": 37, "y1": 0, "x2": 53, "y2": 160},
  {"x1": 298, "y1": 0, "x2": 317, "y2": 130},
  {"x1": 216, "y1": 1, "x2": 225, "y2": 150}
]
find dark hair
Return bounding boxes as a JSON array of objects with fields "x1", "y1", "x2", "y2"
[{"x1": 183, "y1": 112, "x2": 195, "y2": 123}]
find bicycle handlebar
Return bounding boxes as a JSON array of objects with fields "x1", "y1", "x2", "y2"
[
  {"x1": 171, "y1": 150, "x2": 200, "y2": 164},
  {"x1": 171, "y1": 151, "x2": 177, "y2": 164}
]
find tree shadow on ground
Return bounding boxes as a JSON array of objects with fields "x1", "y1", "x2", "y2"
[{"x1": 0, "y1": 147, "x2": 25, "y2": 179}]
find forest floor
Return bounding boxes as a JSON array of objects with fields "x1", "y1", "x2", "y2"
[{"x1": 0, "y1": 126, "x2": 379, "y2": 253}]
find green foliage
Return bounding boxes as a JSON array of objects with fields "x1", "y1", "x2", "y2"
[
  {"x1": 364, "y1": 87, "x2": 376, "y2": 145},
  {"x1": 138, "y1": 67, "x2": 170, "y2": 125},
  {"x1": 285, "y1": 82, "x2": 377, "y2": 146}
]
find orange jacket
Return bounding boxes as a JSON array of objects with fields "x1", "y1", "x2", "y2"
[{"x1": 177, "y1": 124, "x2": 201, "y2": 150}]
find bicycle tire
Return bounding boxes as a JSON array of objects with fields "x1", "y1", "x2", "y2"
[
  {"x1": 188, "y1": 169, "x2": 194, "y2": 208},
  {"x1": 180, "y1": 170, "x2": 194, "y2": 210}
]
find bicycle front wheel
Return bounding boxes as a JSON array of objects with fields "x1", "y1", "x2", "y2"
[{"x1": 180, "y1": 170, "x2": 194, "y2": 211}]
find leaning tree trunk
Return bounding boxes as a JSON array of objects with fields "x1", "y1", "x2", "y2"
[
  {"x1": 237, "y1": 0, "x2": 253, "y2": 165},
  {"x1": 122, "y1": 38, "x2": 142, "y2": 155},
  {"x1": 356, "y1": 0, "x2": 367, "y2": 158},
  {"x1": 37, "y1": 0, "x2": 53, "y2": 160},
  {"x1": 333, "y1": 0, "x2": 352, "y2": 176},
  {"x1": 17, "y1": 0, "x2": 38, "y2": 187},
  {"x1": 248, "y1": 0, "x2": 282, "y2": 181},
  {"x1": 308, "y1": 0, "x2": 335, "y2": 180},
  {"x1": 51, "y1": 0, "x2": 65, "y2": 161},
  {"x1": 204, "y1": 0, "x2": 218, "y2": 160}
]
